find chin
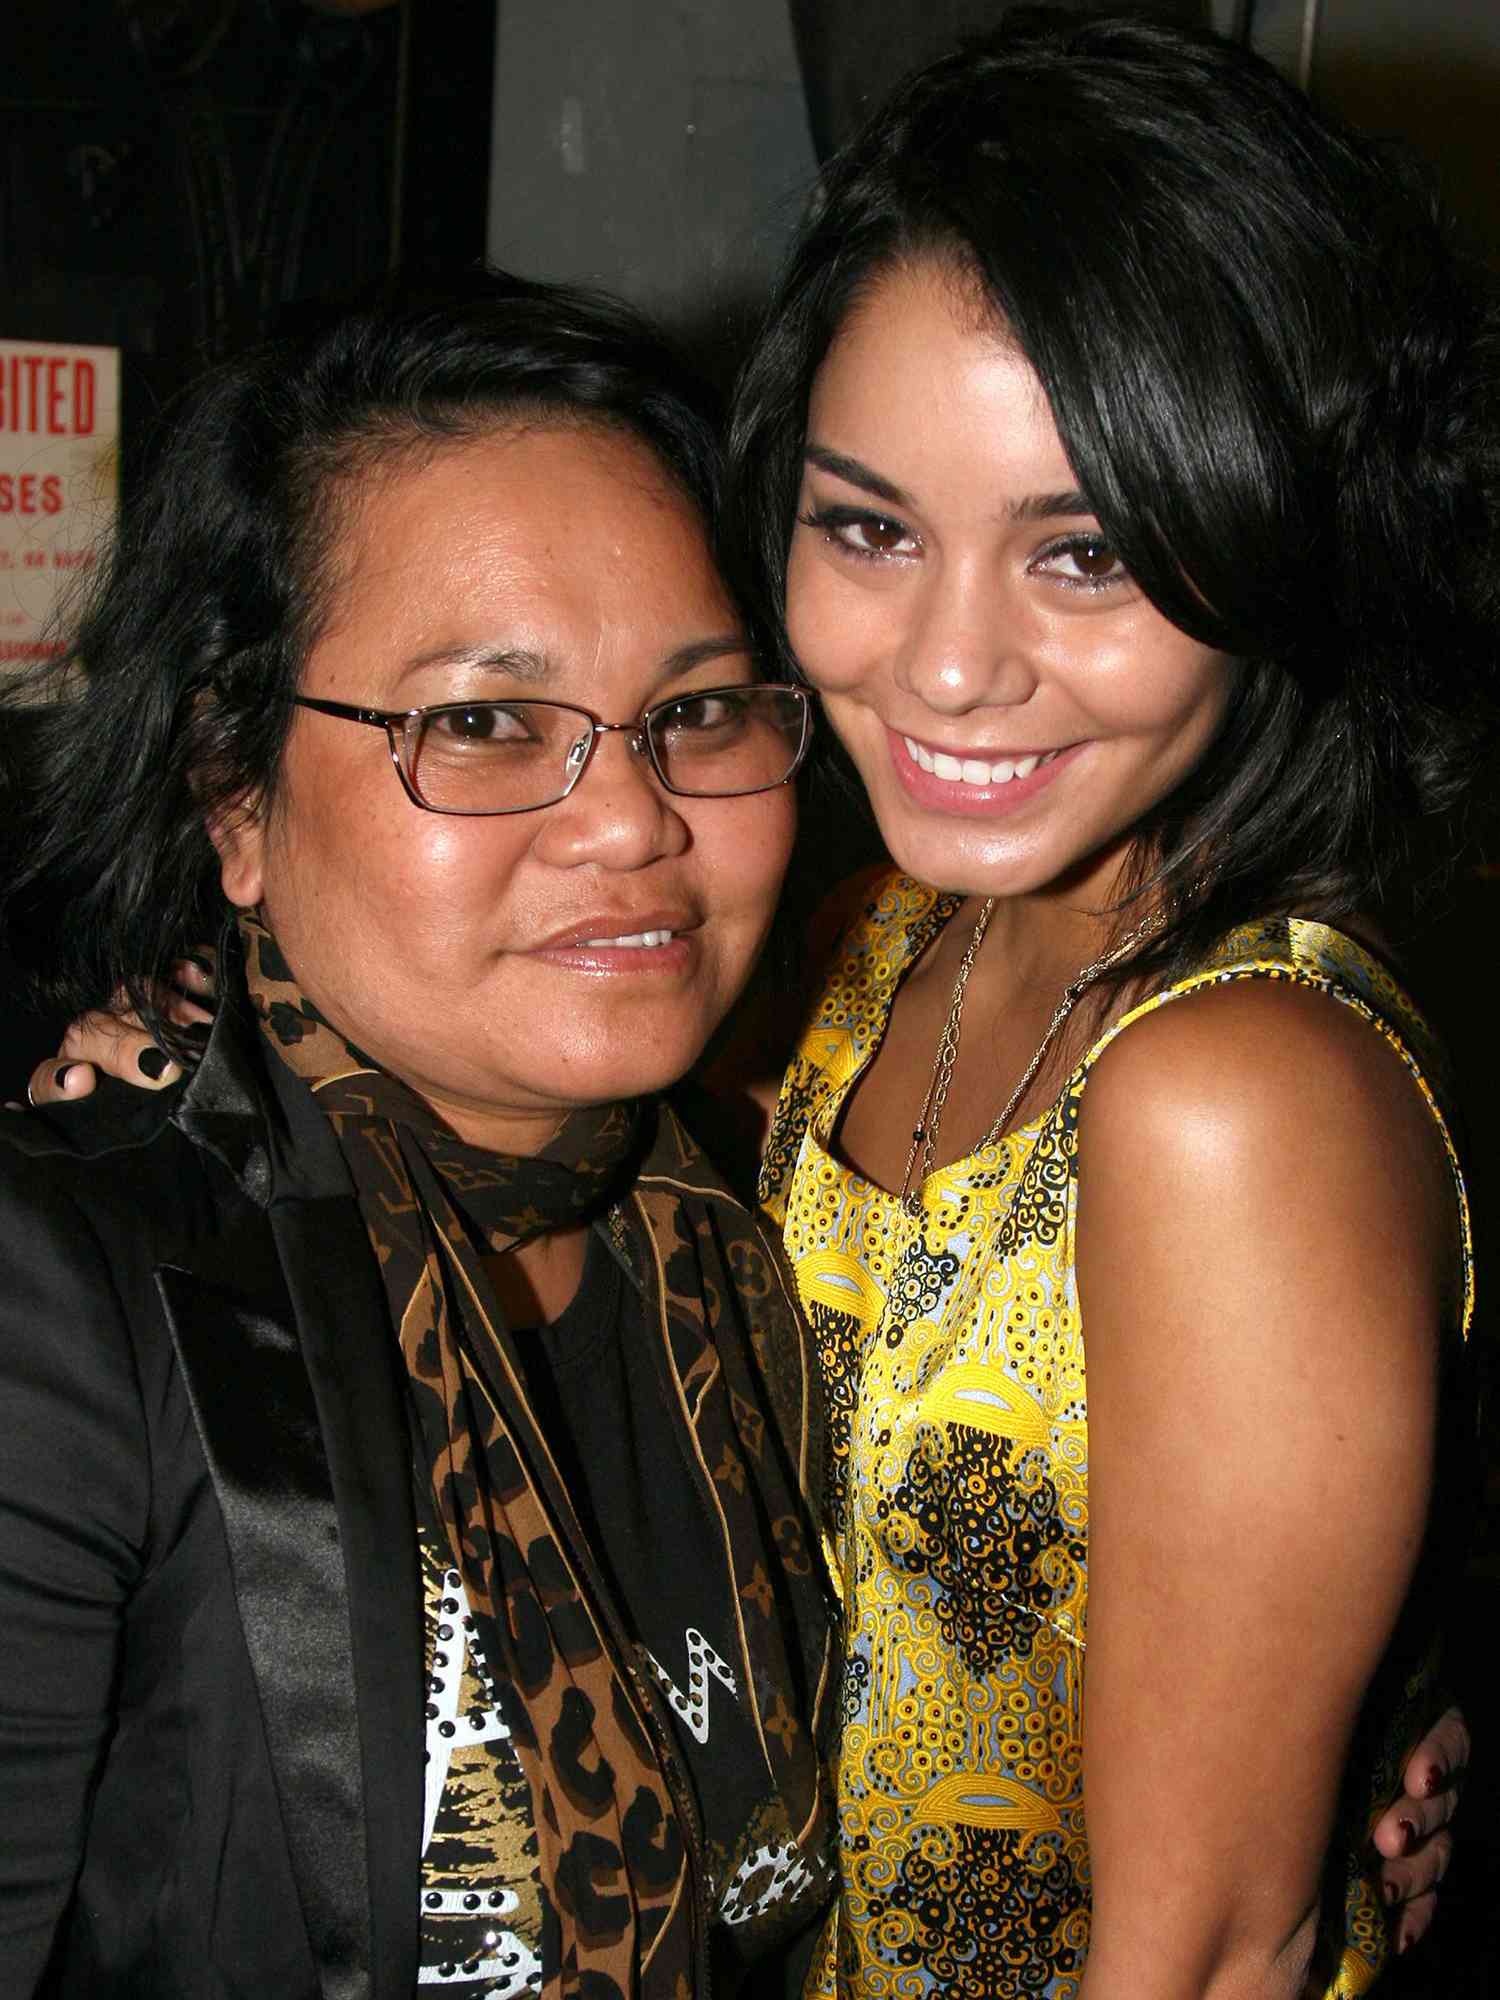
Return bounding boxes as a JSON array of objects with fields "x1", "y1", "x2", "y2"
[
  {"x1": 546, "y1": 1040, "x2": 707, "y2": 1110},
  {"x1": 883, "y1": 822, "x2": 1046, "y2": 901}
]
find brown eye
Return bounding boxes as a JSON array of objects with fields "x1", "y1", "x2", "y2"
[
  {"x1": 857, "y1": 516, "x2": 909, "y2": 554},
  {"x1": 1034, "y1": 533, "x2": 1128, "y2": 589},
  {"x1": 798, "y1": 503, "x2": 919, "y2": 560},
  {"x1": 1071, "y1": 537, "x2": 1120, "y2": 579}
]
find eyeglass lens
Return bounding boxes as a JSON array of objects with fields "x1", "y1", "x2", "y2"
[{"x1": 404, "y1": 686, "x2": 807, "y2": 813}]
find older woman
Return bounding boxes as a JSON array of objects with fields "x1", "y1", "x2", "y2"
[{"x1": 0, "y1": 279, "x2": 834, "y2": 1998}]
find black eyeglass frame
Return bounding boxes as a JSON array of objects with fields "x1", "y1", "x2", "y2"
[{"x1": 291, "y1": 684, "x2": 814, "y2": 817}]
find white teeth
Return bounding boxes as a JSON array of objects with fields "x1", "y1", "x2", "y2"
[
  {"x1": 904, "y1": 737, "x2": 1059, "y2": 787},
  {"x1": 582, "y1": 930, "x2": 674, "y2": 948}
]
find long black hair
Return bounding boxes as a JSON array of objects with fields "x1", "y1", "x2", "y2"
[
  {"x1": 2, "y1": 272, "x2": 728, "y2": 1055},
  {"x1": 725, "y1": 7, "x2": 1500, "y2": 977}
]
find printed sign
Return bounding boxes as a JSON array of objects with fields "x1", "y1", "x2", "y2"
[{"x1": 0, "y1": 339, "x2": 120, "y2": 674}]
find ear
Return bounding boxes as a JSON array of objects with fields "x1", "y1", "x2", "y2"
[{"x1": 206, "y1": 794, "x2": 268, "y2": 908}]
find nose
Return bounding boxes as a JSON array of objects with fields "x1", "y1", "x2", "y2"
[
  {"x1": 894, "y1": 557, "x2": 1038, "y2": 715},
  {"x1": 531, "y1": 725, "x2": 689, "y2": 870}
]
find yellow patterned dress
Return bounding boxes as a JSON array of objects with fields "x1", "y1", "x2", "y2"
[{"x1": 758, "y1": 871, "x2": 1473, "y2": 2000}]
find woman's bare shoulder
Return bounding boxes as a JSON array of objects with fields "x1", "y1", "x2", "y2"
[
  {"x1": 1085, "y1": 971, "x2": 1447, "y2": 1174},
  {"x1": 1077, "y1": 973, "x2": 1457, "y2": 1353}
]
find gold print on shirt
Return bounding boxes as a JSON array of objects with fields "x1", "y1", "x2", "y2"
[{"x1": 762, "y1": 875, "x2": 1471, "y2": 2000}]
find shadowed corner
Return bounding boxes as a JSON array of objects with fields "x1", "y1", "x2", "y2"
[
  {"x1": 1392, "y1": 814, "x2": 1500, "y2": 2000},
  {"x1": 0, "y1": 703, "x2": 73, "y2": 1098}
]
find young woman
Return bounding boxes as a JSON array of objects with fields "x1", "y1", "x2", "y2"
[{"x1": 723, "y1": 10, "x2": 1493, "y2": 1995}]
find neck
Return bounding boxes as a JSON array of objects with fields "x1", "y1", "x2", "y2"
[
  {"x1": 484, "y1": 1225, "x2": 592, "y2": 1326},
  {"x1": 954, "y1": 837, "x2": 1151, "y2": 987},
  {"x1": 428, "y1": 1094, "x2": 573, "y2": 1157}
]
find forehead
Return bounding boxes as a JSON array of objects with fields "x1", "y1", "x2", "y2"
[
  {"x1": 811, "y1": 259, "x2": 1067, "y2": 483},
  {"x1": 317, "y1": 420, "x2": 735, "y2": 686},
  {"x1": 334, "y1": 419, "x2": 709, "y2": 583}
]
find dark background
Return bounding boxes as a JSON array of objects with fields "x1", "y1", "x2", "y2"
[{"x1": 2, "y1": 5, "x2": 1497, "y2": 1989}]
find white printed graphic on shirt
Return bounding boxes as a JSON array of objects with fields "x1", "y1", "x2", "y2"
[
  {"x1": 644, "y1": 1626, "x2": 738, "y2": 1746},
  {"x1": 420, "y1": 1564, "x2": 542, "y2": 1997},
  {"x1": 720, "y1": 1839, "x2": 819, "y2": 1927}
]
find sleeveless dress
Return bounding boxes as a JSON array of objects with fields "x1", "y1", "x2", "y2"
[{"x1": 758, "y1": 870, "x2": 1473, "y2": 2000}]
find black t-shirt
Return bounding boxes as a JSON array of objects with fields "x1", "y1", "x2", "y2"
[{"x1": 518, "y1": 1231, "x2": 810, "y2": 1936}]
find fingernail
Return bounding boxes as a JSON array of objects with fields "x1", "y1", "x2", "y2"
[
  {"x1": 1382, "y1": 1879, "x2": 1400, "y2": 1907},
  {"x1": 182, "y1": 1022, "x2": 212, "y2": 1045},
  {"x1": 1423, "y1": 1765, "x2": 1444, "y2": 1797},
  {"x1": 55, "y1": 1064, "x2": 74, "y2": 1090},
  {"x1": 1396, "y1": 1928, "x2": 1411, "y2": 1955},
  {"x1": 1398, "y1": 1817, "x2": 1418, "y2": 1856},
  {"x1": 139, "y1": 1047, "x2": 170, "y2": 1081}
]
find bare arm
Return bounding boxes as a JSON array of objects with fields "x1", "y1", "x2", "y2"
[{"x1": 1075, "y1": 981, "x2": 1455, "y2": 1999}]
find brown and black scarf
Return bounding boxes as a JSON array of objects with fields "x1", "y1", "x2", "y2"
[{"x1": 240, "y1": 911, "x2": 695, "y2": 1998}]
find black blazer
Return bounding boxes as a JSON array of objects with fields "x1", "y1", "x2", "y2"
[{"x1": 0, "y1": 998, "x2": 426, "y2": 1998}]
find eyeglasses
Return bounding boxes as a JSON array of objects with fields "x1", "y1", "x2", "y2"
[{"x1": 291, "y1": 683, "x2": 812, "y2": 816}]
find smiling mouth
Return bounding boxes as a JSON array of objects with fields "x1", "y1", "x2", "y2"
[
  {"x1": 902, "y1": 738, "x2": 1063, "y2": 787},
  {"x1": 578, "y1": 929, "x2": 676, "y2": 949}
]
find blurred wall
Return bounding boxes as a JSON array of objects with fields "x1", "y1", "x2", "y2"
[
  {"x1": 486, "y1": 0, "x2": 816, "y2": 349},
  {"x1": 486, "y1": 1, "x2": 1500, "y2": 347},
  {"x1": 1308, "y1": 0, "x2": 1500, "y2": 267}
]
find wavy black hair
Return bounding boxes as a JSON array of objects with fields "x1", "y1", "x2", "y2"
[
  {"x1": 724, "y1": 7, "x2": 1500, "y2": 977},
  {"x1": 2, "y1": 271, "x2": 730, "y2": 1056}
]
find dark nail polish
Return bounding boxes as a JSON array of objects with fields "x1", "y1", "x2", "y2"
[
  {"x1": 1382, "y1": 1879, "x2": 1400, "y2": 1907},
  {"x1": 138, "y1": 1047, "x2": 170, "y2": 1081},
  {"x1": 1423, "y1": 1765, "x2": 1444, "y2": 1797},
  {"x1": 1398, "y1": 1817, "x2": 1419, "y2": 1856},
  {"x1": 55, "y1": 1064, "x2": 74, "y2": 1090},
  {"x1": 182, "y1": 1022, "x2": 212, "y2": 1046}
]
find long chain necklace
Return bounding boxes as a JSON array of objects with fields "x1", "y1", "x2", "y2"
[{"x1": 897, "y1": 896, "x2": 1168, "y2": 1216}]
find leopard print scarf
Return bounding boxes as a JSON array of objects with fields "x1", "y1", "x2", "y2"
[{"x1": 241, "y1": 912, "x2": 692, "y2": 1999}]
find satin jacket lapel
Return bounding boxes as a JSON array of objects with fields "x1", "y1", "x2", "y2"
[
  {"x1": 270, "y1": 1194, "x2": 423, "y2": 2000},
  {"x1": 158, "y1": 1196, "x2": 420, "y2": 2000}
]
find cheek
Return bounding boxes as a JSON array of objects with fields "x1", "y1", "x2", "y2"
[
  {"x1": 264, "y1": 785, "x2": 530, "y2": 960},
  {"x1": 1056, "y1": 627, "x2": 1227, "y2": 741},
  {"x1": 1138, "y1": 650, "x2": 1236, "y2": 745},
  {"x1": 785, "y1": 546, "x2": 858, "y2": 692},
  {"x1": 813, "y1": 689, "x2": 885, "y2": 787},
  {"x1": 787, "y1": 554, "x2": 920, "y2": 707},
  {"x1": 701, "y1": 792, "x2": 795, "y2": 929}
]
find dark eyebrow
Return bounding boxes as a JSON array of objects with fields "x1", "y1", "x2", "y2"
[
  {"x1": 661, "y1": 635, "x2": 754, "y2": 678},
  {"x1": 1009, "y1": 489, "x2": 1094, "y2": 523},
  {"x1": 803, "y1": 444, "x2": 912, "y2": 511},
  {"x1": 806, "y1": 446, "x2": 1094, "y2": 529},
  {"x1": 403, "y1": 644, "x2": 554, "y2": 685},
  {"x1": 398, "y1": 637, "x2": 754, "y2": 697}
]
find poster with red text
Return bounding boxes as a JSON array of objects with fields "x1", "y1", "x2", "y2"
[{"x1": 0, "y1": 339, "x2": 120, "y2": 677}]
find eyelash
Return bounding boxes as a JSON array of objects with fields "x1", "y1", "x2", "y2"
[
  {"x1": 1029, "y1": 533, "x2": 1129, "y2": 593},
  {"x1": 798, "y1": 505, "x2": 915, "y2": 562},
  {"x1": 799, "y1": 507, "x2": 1129, "y2": 593}
]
